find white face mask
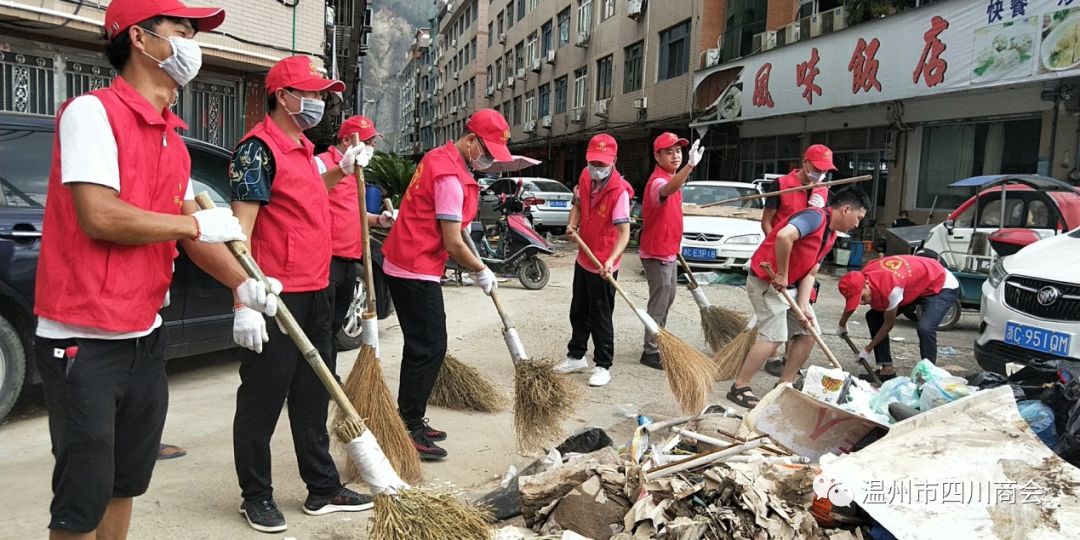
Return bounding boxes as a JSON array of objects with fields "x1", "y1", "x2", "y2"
[
  {"x1": 806, "y1": 169, "x2": 826, "y2": 183},
  {"x1": 284, "y1": 91, "x2": 325, "y2": 130},
  {"x1": 468, "y1": 137, "x2": 494, "y2": 171},
  {"x1": 361, "y1": 145, "x2": 375, "y2": 162},
  {"x1": 142, "y1": 29, "x2": 202, "y2": 87},
  {"x1": 588, "y1": 165, "x2": 612, "y2": 181}
]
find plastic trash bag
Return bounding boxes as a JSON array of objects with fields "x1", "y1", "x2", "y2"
[
  {"x1": 840, "y1": 377, "x2": 892, "y2": 424},
  {"x1": 1018, "y1": 400, "x2": 1058, "y2": 448},
  {"x1": 870, "y1": 376, "x2": 920, "y2": 417},
  {"x1": 555, "y1": 427, "x2": 612, "y2": 455},
  {"x1": 918, "y1": 376, "x2": 976, "y2": 411},
  {"x1": 1053, "y1": 397, "x2": 1080, "y2": 468},
  {"x1": 910, "y1": 359, "x2": 951, "y2": 386}
]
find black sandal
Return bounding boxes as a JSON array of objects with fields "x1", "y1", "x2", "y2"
[{"x1": 726, "y1": 384, "x2": 760, "y2": 409}]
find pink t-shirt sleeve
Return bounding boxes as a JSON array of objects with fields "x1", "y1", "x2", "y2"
[
  {"x1": 612, "y1": 191, "x2": 631, "y2": 225},
  {"x1": 433, "y1": 175, "x2": 464, "y2": 221},
  {"x1": 648, "y1": 179, "x2": 669, "y2": 206}
]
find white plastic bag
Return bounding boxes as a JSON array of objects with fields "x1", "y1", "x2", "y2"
[{"x1": 918, "y1": 376, "x2": 977, "y2": 411}]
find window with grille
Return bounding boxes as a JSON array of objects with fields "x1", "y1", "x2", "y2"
[
  {"x1": 659, "y1": 20, "x2": 691, "y2": 81},
  {"x1": 539, "y1": 84, "x2": 550, "y2": 117},
  {"x1": 554, "y1": 76, "x2": 567, "y2": 113},
  {"x1": 573, "y1": 67, "x2": 588, "y2": 109},
  {"x1": 596, "y1": 56, "x2": 612, "y2": 100},
  {"x1": 624, "y1": 41, "x2": 643, "y2": 93},
  {"x1": 558, "y1": 8, "x2": 571, "y2": 46}
]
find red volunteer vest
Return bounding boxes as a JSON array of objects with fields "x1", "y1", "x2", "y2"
[
  {"x1": 575, "y1": 168, "x2": 635, "y2": 272},
  {"x1": 864, "y1": 255, "x2": 947, "y2": 311},
  {"x1": 640, "y1": 166, "x2": 683, "y2": 259},
  {"x1": 750, "y1": 207, "x2": 836, "y2": 286},
  {"x1": 35, "y1": 77, "x2": 189, "y2": 332},
  {"x1": 383, "y1": 141, "x2": 479, "y2": 277},
  {"x1": 771, "y1": 170, "x2": 830, "y2": 227},
  {"x1": 239, "y1": 117, "x2": 331, "y2": 292},
  {"x1": 316, "y1": 147, "x2": 363, "y2": 260}
]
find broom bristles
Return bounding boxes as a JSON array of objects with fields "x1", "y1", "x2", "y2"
[
  {"x1": 713, "y1": 326, "x2": 758, "y2": 382},
  {"x1": 429, "y1": 354, "x2": 507, "y2": 412},
  {"x1": 514, "y1": 360, "x2": 579, "y2": 452},
  {"x1": 656, "y1": 329, "x2": 717, "y2": 414},
  {"x1": 369, "y1": 488, "x2": 493, "y2": 540},
  {"x1": 337, "y1": 344, "x2": 424, "y2": 485},
  {"x1": 701, "y1": 306, "x2": 747, "y2": 353}
]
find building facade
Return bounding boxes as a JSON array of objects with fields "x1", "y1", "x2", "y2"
[
  {"x1": 0, "y1": 0, "x2": 371, "y2": 149},
  {"x1": 396, "y1": 29, "x2": 432, "y2": 154}
]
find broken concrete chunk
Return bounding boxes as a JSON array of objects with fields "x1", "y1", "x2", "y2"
[{"x1": 519, "y1": 447, "x2": 620, "y2": 525}]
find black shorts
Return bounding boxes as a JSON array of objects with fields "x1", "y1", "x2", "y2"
[{"x1": 35, "y1": 328, "x2": 168, "y2": 533}]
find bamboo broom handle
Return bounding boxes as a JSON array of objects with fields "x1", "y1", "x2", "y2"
[
  {"x1": 570, "y1": 232, "x2": 659, "y2": 336},
  {"x1": 759, "y1": 262, "x2": 843, "y2": 369},
  {"x1": 461, "y1": 231, "x2": 531, "y2": 364},
  {"x1": 676, "y1": 253, "x2": 700, "y2": 291},
  {"x1": 195, "y1": 193, "x2": 360, "y2": 419},
  {"x1": 700, "y1": 175, "x2": 872, "y2": 208},
  {"x1": 357, "y1": 167, "x2": 378, "y2": 316}
]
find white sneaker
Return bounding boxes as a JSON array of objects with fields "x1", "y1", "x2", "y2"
[
  {"x1": 553, "y1": 357, "x2": 588, "y2": 373},
  {"x1": 588, "y1": 367, "x2": 611, "y2": 387}
]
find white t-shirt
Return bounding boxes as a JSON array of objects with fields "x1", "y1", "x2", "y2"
[
  {"x1": 36, "y1": 95, "x2": 195, "y2": 341},
  {"x1": 884, "y1": 270, "x2": 960, "y2": 311}
]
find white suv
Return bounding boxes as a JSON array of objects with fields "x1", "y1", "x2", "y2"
[{"x1": 977, "y1": 228, "x2": 1080, "y2": 374}]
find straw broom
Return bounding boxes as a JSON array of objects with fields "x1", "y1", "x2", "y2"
[
  {"x1": 194, "y1": 194, "x2": 488, "y2": 538},
  {"x1": 462, "y1": 232, "x2": 579, "y2": 452},
  {"x1": 571, "y1": 233, "x2": 714, "y2": 414},
  {"x1": 429, "y1": 353, "x2": 507, "y2": 412},
  {"x1": 336, "y1": 164, "x2": 423, "y2": 485},
  {"x1": 676, "y1": 253, "x2": 747, "y2": 352},
  {"x1": 712, "y1": 315, "x2": 758, "y2": 382}
]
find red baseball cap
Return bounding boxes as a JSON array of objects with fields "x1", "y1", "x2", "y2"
[
  {"x1": 465, "y1": 108, "x2": 513, "y2": 162},
  {"x1": 838, "y1": 271, "x2": 866, "y2": 313},
  {"x1": 804, "y1": 144, "x2": 837, "y2": 172},
  {"x1": 586, "y1": 134, "x2": 618, "y2": 165},
  {"x1": 265, "y1": 56, "x2": 346, "y2": 93},
  {"x1": 105, "y1": 0, "x2": 225, "y2": 40},
  {"x1": 653, "y1": 132, "x2": 689, "y2": 153},
  {"x1": 338, "y1": 115, "x2": 380, "y2": 142}
]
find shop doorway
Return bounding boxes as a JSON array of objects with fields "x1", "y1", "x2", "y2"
[{"x1": 833, "y1": 150, "x2": 888, "y2": 219}]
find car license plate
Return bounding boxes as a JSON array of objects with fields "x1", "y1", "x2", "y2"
[
  {"x1": 682, "y1": 247, "x2": 716, "y2": 260},
  {"x1": 549, "y1": 200, "x2": 568, "y2": 208},
  {"x1": 1005, "y1": 321, "x2": 1072, "y2": 357}
]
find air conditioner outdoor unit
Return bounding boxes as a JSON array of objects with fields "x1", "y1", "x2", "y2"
[
  {"x1": 531, "y1": 58, "x2": 541, "y2": 72},
  {"x1": 633, "y1": 97, "x2": 648, "y2": 109},
  {"x1": 485, "y1": 87, "x2": 494, "y2": 97},
  {"x1": 451, "y1": 106, "x2": 457, "y2": 114},
  {"x1": 541, "y1": 115, "x2": 552, "y2": 128},
  {"x1": 498, "y1": 33, "x2": 506, "y2": 44},
  {"x1": 545, "y1": 49, "x2": 556, "y2": 64},
  {"x1": 776, "y1": 23, "x2": 800, "y2": 47},
  {"x1": 752, "y1": 31, "x2": 777, "y2": 52},
  {"x1": 516, "y1": 68, "x2": 526, "y2": 79},
  {"x1": 497, "y1": 80, "x2": 503, "y2": 90},
  {"x1": 705, "y1": 48, "x2": 721, "y2": 68},
  {"x1": 453, "y1": 71, "x2": 459, "y2": 80},
  {"x1": 811, "y1": 6, "x2": 848, "y2": 37},
  {"x1": 628, "y1": 0, "x2": 645, "y2": 19},
  {"x1": 524, "y1": 121, "x2": 536, "y2": 133},
  {"x1": 506, "y1": 76, "x2": 515, "y2": 87},
  {"x1": 575, "y1": 31, "x2": 590, "y2": 47},
  {"x1": 594, "y1": 99, "x2": 609, "y2": 117},
  {"x1": 571, "y1": 107, "x2": 585, "y2": 123},
  {"x1": 451, "y1": 39, "x2": 457, "y2": 48}
]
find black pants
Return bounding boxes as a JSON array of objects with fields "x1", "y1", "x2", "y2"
[
  {"x1": 35, "y1": 329, "x2": 168, "y2": 533},
  {"x1": 328, "y1": 256, "x2": 359, "y2": 358},
  {"x1": 866, "y1": 287, "x2": 960, "y2": 366},
  {"x1": 567, "y1": 263, "x2": 618, "y2": 369},
  {"x1": 385, "y1": 274, "x2": 446, "y2": 429},
  {"x1": 233, "y1": 290, "x2": 340, "y2": 502}
]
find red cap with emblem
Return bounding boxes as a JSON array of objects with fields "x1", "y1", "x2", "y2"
[
  {"x1": 338, "y1": 115, "x2": 380, "y2": 142},
  {"x1": 586, "y1": 133, "x2": 618, "y2": 165},
  {"x1": 838, "y1": 271, "x2": 866, "y2": 313},
  {"x1": 104, "y1": 0, "x2": 226, "y2": 40},
  {"x1": 653, "y1": 132, "x2": 689, "y2": 153},
  {"x1": 265, "y1": 56, "x2": 346, "y2": 93},
  {"x1": 465, "y1": 108, "x2": 513, "y2": 162},
  {"x1": 804, "y1": 144, "x2": 838, "y2": 172}
]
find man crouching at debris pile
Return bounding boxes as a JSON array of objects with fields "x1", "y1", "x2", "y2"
[{"x1": 726, "y1": 187, "x2": 870, "y2": 408}]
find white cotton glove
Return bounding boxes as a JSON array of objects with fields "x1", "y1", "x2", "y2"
[
  {"x1": 358, "y1": 144, "x2": 375, "y2": 168},
  {"x1": 377, "y1": 210, "x2": 394, "y2": 228},
  {"x1": 858, "y1": 349, "x2": 870, "y2": 362},
  {"x1": 470, "y1": 266, "x2": 498, "y2": 296},
  {"x1": 809, "y1": 192, "x2": 827, "y2": 208},
  {"x1": 688, "y1": 139, "x2": 704, "y2": 167},
  {"x1": 191, "y1": 207, "x2": 245, "y2": 243},
  {"x1": 836, "y1": 325, "x2": 848, "y2": 337},
  {"x1": 233, "y1": 307, "x2": 268, "y2": 353},
  {"x1": 339, "y1": 142, "x2": 366, "y2": 175},
  {"x1": 236, "y1": 277, "x2": 283, "y2": 317}
]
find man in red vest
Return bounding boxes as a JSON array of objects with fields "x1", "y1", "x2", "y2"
[
  {"x1": 31, "y1": 1, "x2": 279, "y2": 537},
  {"x1": 726, "y1": 188, "x2": 870, "y2": 409},
  {"x1": 837, "y1": 255, "x2": 960, "y2": 380},
  {"x1": 382, "y1": 109, "x2": 511, "y2": 460},
  {"x1": 557, "y1": 134, "x2": 635, "y2": 387},
  {"x1": 228, "y1": 56, "x2": 371, "y2": 532},
  {"x1": 761, "y1": 144, "x2": 835, "y2": 376},
  {"x1": 313, "y1": 115, "x2": 394, "y2": 360},
  {"x1": 638, "y1": 133, "x2": 704, "y2": 369}
]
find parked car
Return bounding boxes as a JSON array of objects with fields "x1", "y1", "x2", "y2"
[
  {"x1": 679, "y1": 181, "x2": 765, "y2": 270},
  {"x1": 0, "y1": 112, "x2": 238, "y2": 423},
  {"x1": 976, "y1": 227, "x2": 1080, "y2": 374},
  {"x1": 479, "y1": 177, "x2": 572, "y2": 232}
]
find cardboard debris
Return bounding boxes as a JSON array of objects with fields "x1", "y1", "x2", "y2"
[
  {"x1": 824, "y1": 386, "x2": 1080, "y2": 540},
  {"x1": 748, "y1": 384, "x2": 888, "y2": 461},
  {"x1": 547, "y1": 475, "x2": 629, "y2": 540},
  {"x1": 519, "y1": 447, "x2": 621, "y2": 525}
]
